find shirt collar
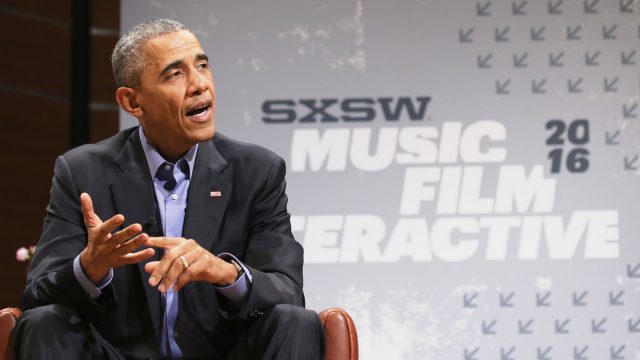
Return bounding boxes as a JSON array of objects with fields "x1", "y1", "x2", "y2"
[{"x1": 138, "y1": 126, "x2": 198, "y2": 179}]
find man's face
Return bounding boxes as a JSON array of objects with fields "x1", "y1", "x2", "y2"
[{"x1": 135, "y1": 30, "x2": 215, "y2": 159}]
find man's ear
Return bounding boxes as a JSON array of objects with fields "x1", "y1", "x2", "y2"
[{"x1": 115, "y1": 87, "x2": 143, "y2": 117}]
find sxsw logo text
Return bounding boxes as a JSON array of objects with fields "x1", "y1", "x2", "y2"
[{"x1": 262, "y1": 96, "x2": 431, "y2": 123}]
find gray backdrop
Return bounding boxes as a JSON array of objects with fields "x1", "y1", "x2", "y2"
[{"x1": 121, "y1": 1, "x2": 640, "y2": 358}]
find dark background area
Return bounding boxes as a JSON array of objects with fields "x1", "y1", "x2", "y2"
[{"x1": 0, "y1": 0, "x2": 121, "y2": 307}]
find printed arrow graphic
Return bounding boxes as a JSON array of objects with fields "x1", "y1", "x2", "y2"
[
  {"x1": 531, "y1": 26, "x2": 545, "y2": 41},
  {"x1": 459, "y1": 28, "x2": 474, "y2": 43},
  {"x1": 463, "y1": 292, "x2": 478, "y2": 307},
  {"x1": 555, "y1": 318, "x2": 570, "y2": 333},
  {"x1": 568, "y1": 78, "x2": 583, "y2": 93},
  {"x1": 585, "y1": 51, "x2": 601, "y2": 66},
  {"x1": 573, "y1": 291, "x2": 588, "y2": 306},
  {"x1": 536, "y1": 292, "x2": 551, "y2": 306},
  {"x1": 609, "y1": 290, "x2": 624, "y2": 305},
  {"x1": 549, "y1": 52, "x2": 564, "y2": 66},
  {"x1": 591, "y1": 318, "x2": 607, "y2": 333},
  {"x1": 605, "y1": 130, "x2": 621, "y2": 145},
  {"x1": 518, "y1": 319, "x2": 533, "y2": 334},
  {"x1": 482, "y1": 319, "x2": 497, "y2": 335},
  {"x1": 623, "y1": 103, "x2": 638, "y2": 118},
  {"x1": 620, "y1": 0, "x2": 634, "y2": 13},
  {"x1": 603, "y1": 24, "x2": 618, "y2": 39},
  {"x1": 604, "y1": 77, "x2": 619, "y2": 92},
  {"x1": 477, "y1": 54, "x2": 493, "y2": 69},
  {"x1": 627, "y1": 262, "x2": 640, "y2": 277},
  {"x1": 537, "y1": 346, "x2": 552, "y2": 360},
  {"x1": 532, "y1": 79, "x2": 547, "y2": 94},
  {"x1": 464, "y1": 348, "x2": 479, "y2": 360},
  {"x1": 628, "y1": 318, "x2": 640, "y2": 332},
  {"x1": 622, "y1": 50, "x2": 636, "y2": 65},
  {"x1": 574, "y1": 346, "x2": 589, "y2": 360},
  {"x1": 584, "y1": 0, "x2": 599, "y2": 13},
  {"x1": 567, "y1": 25, "x2": 582, "y2": 40},
  {"x1": 477, "y1": 1, "x2": 492, "y2": 16},
  {"x1": 548, "y1": 0, "x2": 563, "y2": 14},
  {"x1": 512, "y1": 0, "x2": 527, "y2": 15},
  {"x1": 625, "y1": 156, "x2": 638, "y2": 170},
  {"x1": 495, "y1": 27, "x2": 510, "y2": 42},
  {"x1": 610, "y1": 345, "x2": 625, "y2": 359},
  {"x1": 496, "y1": 79, "x2": 511, "y2": 94},
  {"x1": 501, "y1": 347, "x2": 515, "y2": 360},
  {"x1": 513, "y1": 53, "x2": 528, "y2": 67},
  {"x1": 500, "y1": 292, "x2": 515, "y2": 307}
]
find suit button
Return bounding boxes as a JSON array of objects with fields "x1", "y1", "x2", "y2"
[{"x1": 173, "y1": 331, "x2": 179, "y2": 338}]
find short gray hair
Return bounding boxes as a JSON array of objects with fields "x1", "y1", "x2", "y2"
[{"x1": 111, "y1": 19, "x2": 190, "y2": 88}]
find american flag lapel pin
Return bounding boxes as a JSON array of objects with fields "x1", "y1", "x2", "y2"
[{"x1": 210, "y1": 191, "x2": 222, "y2": 197}]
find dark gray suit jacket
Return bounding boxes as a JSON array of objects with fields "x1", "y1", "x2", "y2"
[{"x1": 21, "y1": 126, "x2": 305, "y2": 358}]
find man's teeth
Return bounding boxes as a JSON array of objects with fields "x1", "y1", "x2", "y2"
[{"x1": 188, "y1": 106, "x2": 208, "y2": 116}]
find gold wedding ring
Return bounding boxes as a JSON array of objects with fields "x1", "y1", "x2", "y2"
[{"x1": 179, "y1": 255, "x2": 189, "y2": 270}]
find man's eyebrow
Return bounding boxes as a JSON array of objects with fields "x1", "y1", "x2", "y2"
[
  {"x1": 159, "y1": 54, "x2": 209, "y2": 77},
  {"x1": 160, "y1": 60, "x2": 184, "y2": 76},
  {"x1": 196, "y1": 53, "x2": 209, "y2": 62}
]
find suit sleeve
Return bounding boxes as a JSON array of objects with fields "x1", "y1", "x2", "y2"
[
  {"x1": 21, "y1": 155, "x2": 116, "y2": 316},
  {"x1": 223, "y1": 156, "x2": 305, "y2": 318}
]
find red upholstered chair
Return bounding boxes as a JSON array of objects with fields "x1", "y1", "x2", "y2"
[
  {"x1": 0, "y1": 306, "x2": 357, "y2": 360},
  {"x1": 0, "y1": 308, "x2": 20, "y2": 360},
  {"x1": 318, "y1": 308, "x2": 359, "y2": 360}
]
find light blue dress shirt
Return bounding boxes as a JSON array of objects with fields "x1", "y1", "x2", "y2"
[{"x1": 73, "y1": 127, "x2": 251, "y2": 359}]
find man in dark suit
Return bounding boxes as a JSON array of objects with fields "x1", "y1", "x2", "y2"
[{"x1": 14, "y1": 19, "x2": 325, "y2": 359}]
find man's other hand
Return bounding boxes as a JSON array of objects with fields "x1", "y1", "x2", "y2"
[
  {"x1": 143, "y1": 237, "x2": 238, "y2": 293},
  {"x1": 79, "y1": 193, "x2": 155, "y2": 284}
]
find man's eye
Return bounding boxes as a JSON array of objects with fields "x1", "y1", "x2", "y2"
[
  {"x1": 198, "y1": 63, "x2": 209, "y2": 70},
  {"x1": 169, "y1": 71, "x2": 183, "y2": 78}
]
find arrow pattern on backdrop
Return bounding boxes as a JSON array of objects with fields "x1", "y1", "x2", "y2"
[
  {"x1": 453, "y1": 3, "x2": 640, "y2": 356},
  {"x1": 458, "y1": 0, "x2": 640, "y2": 172},
  {"x1": 459, "y1": 260, "x2": 640, "y2": 359}
]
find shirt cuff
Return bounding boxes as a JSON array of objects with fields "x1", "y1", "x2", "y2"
[
  {"x1": 72, "y1": 255, "x2": 113, "y2": 299},
  {"x1": 216, "y1": 253, "x2": 252, "y2": 302}
]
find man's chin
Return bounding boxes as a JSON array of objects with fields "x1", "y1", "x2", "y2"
[{"x1": 189, "y1": 126, "x2": 216, "y2": 143}]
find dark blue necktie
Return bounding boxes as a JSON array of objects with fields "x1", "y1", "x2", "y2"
[{"x1": 155, "y1": 161, "x2": 190, "y2": 191}]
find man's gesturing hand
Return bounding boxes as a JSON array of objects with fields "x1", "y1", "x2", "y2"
[
  {"x1": 143, "y1": 237, "x2": 238, "y2": 293},
  {"x1": 79, "y1": 193, "x2": 155, "y2": 284}
]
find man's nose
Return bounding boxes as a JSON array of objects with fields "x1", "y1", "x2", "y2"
[{"x1": 188, "y1": 71, "x2": 208, "y2": 95}]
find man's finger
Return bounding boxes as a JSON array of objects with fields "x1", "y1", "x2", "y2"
[
  {"x1": 80, "y1": 193, "x2": 102, "y2": 228},
  {"x1": 144, "y1": 261, "x2": 159, "y2": 274},
  {"x1": 117, "y1": 231, "x2": 148, "y2": 254},
  {"x1": 149, "y1": 251, "x2": 179, "y2": 288},
  {"x1": 158, "y1": 254, "x2": 192, "y2": 292},
  {"x1": 112, "y1": 223, "x2": 144, "y2": 246},
  {"x1": 146, "y1": 238, "x2": 200, "y2": 288},
  {"x1": 171, "y1": 264, "x2": 194, "y2": 291},
  {"x1": 95, "y1": 214, "x2": 125, "y2": 241},
  {"x1": 144, "y1": 236, "x2": 182, "y2": 249},
  {"x1": 147, "y1": 239, "x2": 199, "y2": 287},
  {"x1": 159, "y1": 257, "x2": 187, "y2": 293},
  {"x1": 171, "y1": 254, "x2": 200, "y2": 291},
  {"x1": 121, "y1": 248, "x2": 155, "y2": 265}
]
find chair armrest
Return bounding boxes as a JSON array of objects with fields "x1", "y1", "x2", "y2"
[
  {"x1": 0, "y1": 307, "x2": 21, "y2": 360},
  {"x1": 318, "y1": 308, "x2": 358, "y2": 360}
]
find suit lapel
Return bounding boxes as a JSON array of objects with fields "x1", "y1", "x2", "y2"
[
  {"x1": 110, "y1": 128, "x2": 163, "y2": 338},
  {"x1": 182, "y1": 138, "x2": 232, "y2": 252}
]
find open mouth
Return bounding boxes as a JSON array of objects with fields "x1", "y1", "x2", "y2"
[{"x1": 186, "y1": 104, "x2": 211, "y2": 117}]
